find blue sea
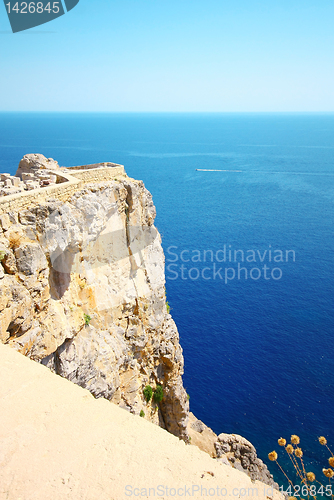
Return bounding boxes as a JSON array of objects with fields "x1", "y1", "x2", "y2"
[{"x1": 1, "y1": 112, "x2": 333, "y2": 487}]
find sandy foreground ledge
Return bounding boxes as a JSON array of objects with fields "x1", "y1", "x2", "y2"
[{"x1": 0, "y1": 343, "x2": 283, "y2": 500}]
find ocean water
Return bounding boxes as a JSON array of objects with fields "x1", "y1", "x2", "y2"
[{"x1": 1, "y1": 112, "x2": 333, "y2": 486}]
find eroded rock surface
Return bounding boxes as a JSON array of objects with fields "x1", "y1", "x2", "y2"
[
  {"x1": 0, "y1": 176, "x2": 189, "y2": 440},
  {"x1": 215, "y1": 433, "x2": 279, "y2": 488},
  {"x1": 16, "y1": 153, "x2": 60, "y2": 177},
  {"x1": 187, "y1": 414, "x2": 277, "y2": 488}
]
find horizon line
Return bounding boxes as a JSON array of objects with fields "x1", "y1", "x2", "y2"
[{"x1": 0, "y1": 111, "x2": 334, "y2": 114}]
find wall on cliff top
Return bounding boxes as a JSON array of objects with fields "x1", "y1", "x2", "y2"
[{"x1": 0, "y1": 172, "x2": 189, "y2": 440}]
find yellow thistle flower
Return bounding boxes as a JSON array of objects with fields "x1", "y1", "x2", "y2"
[
  {"x1": 329, "y1": 457, "x2": 334, "y2": 467},
  {"x1": 319, "y1": 436, "x2": 327, "y2": 445},
  {"x1": 295, "y1": 448, "x2": 303, "y2": 458},
  {"x1": 268, "y1": 451, "x2": 278, "y2": 461},
  {"x1": 291, "y1": 435, "x2": 300, "y2": 445},
  {"x1": 323, "y1": 468, "x2": 334, "y2": 478},
  {"x1": 286, "y1": 444, "x2": 294, "y2": 454},
  {"x1": 306, "y1": 472, "x2": 316, "y2": 482},
  {"x1": 278, "y1": 438, "x2": 286, "y2": 446}
]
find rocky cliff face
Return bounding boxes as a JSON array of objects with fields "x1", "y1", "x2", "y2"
[
  {"x1": 0, "y1": 156, "x2": 279, "y2": 488},
  {"x1": 0, "y1": 173, "x2": 189, "y2": 440}
]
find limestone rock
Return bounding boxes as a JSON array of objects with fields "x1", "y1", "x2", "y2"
[
  {"x1": 0, "y1": 275, "x2": 33, "y2": 342},
  {"x1": 15, "y1": 242, "x2": 48, "y2": 276},
  {"x1": 1, "y1": 248, "x2": 17, "y2": 274},
  {"x1": 0, "y1": 214, "x2": 12, "y2": 231},
  {"x1": 18, "y1": 209, "x2": 37, "y2": 226},
  {"x1": 215, "y1": 433, "x2": 279, "y2": 488},
  {"x1": 187, "y1": 412, "x2": 219, "y2": 457},
  {"x1": 191, "y1": 419, "x2": 206, "y2": 433},
  {"x1": 16, "y1": 153, "x2": 60, "y2": 179},
  {"x1": 0, "y1": 175, "x2": 189, "y2": 440}
]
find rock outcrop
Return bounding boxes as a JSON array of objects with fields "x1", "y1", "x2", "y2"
[
  {"x1": 0, "y1": 165, "x2": 189, "y2": 440},
  {"x1": 215, "y1": 433, "x2": 279, "y2": 488},
  {"x1": 0, "y1": 154, "x2": 60, "y2": 197},
  {"x1": 187, "y1": 413, "x2": 278, "y2": 489},
  {"x1": 16, "y1": 153, "x2": 60, "y2": 177}
]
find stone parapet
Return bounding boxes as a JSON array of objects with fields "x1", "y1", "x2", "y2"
[{"x1": 0, "y1": 163, "x2": 125, "y2": 216}]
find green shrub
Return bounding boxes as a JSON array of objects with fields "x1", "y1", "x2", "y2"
[
  {"x1": 0, "y1": 251, "x2": 6, "y2": 261},
  {"x1": 153, "y1": 385, "x2": 164, "y2": 403},
  {"x1": 143, "y1": 385, "x2": 153, "y2": 402},
  {"x1": 139, "y1": 410, "x2": 145, "y2": 418},
  {"x1": 166, "y1": 301, "x2": 170, "y2": 314},
  {"x1": 187, "y1": 393, "x2": 190, "y2": 401},
  {"x1": 84, "y1": 313, "x2": 91, "y2": 326}
]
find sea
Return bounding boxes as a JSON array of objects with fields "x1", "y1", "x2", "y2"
[{"x1": 1, "y1": 112, "x2": 333, "y2": 488}]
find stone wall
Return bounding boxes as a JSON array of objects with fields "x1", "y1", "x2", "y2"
[
  {"x1": 66, "y1": 162, "x2": 120, "y2": 171},
  {"x1": 69, "y1": 166, "x2": 125, "y2": 183},
  {"x1": 0, "y1": 164, "x2": 125, "y2": 216}
]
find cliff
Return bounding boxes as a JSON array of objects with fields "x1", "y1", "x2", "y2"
[
  {"x1": 0, "y1": 154, "x2": 278, "y2": 490},
  {"x1": 0, "y1": 154, "x2": 189, "y2": 440}
]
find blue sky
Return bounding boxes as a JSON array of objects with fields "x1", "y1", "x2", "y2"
[{"x1": 0, "y1": 0, "x2": 333, "y2": 112}]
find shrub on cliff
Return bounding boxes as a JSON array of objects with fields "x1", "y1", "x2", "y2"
[
  {"x1": 153, "y1": 385, "x2": 164, "y2": 403},
  {"x1": 143, "y1": 385, "x2": 153, "y2": 402},
  {"x1": 84, "y1": 314, "x2": 91, "y2": 326}
]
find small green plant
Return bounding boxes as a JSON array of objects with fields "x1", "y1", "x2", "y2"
[
  {"x1": 166, "y1": 301, "x2": 170, "y2": 314},
  {"x1": 143, "y1": 385, "x2": 153, "y2": 402},
  {"x1": 139, "y1": 410, "x2": 145, "y2": 418},
  {"x1": 84, "y1": 313, "x2": 91, "y2": 326},
  {"x1": 153, "y1": 385, "x2": 164, "y2": 403},
  {"x1": 187, "y1": 393, "x2": 190, "y2": 401},
  {"x1": 0, "y1": 251, "x2": 6, "y2": 261}
]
